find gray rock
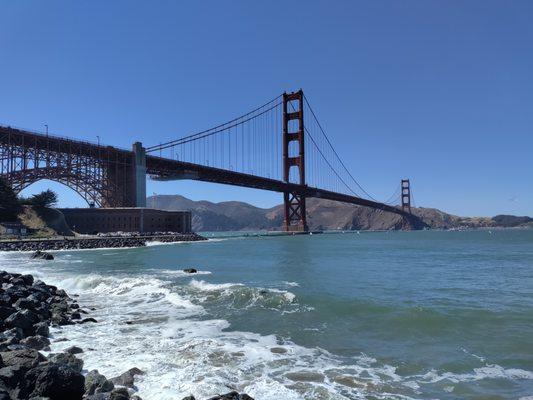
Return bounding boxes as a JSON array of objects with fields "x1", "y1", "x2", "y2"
[
  {"x1": 4, "y1": 309, "x2": 39, "y2": 335},
  {"x1": 0, "y1": 364, "x2": 26, "y2": 388},
  {"x1": 0, "y1": 348, "x2": 45, "y2": 371},
  {"x1": 85, "y1": 370, "x2": 114, "y2": 395},
  {"x1": 79, "y1": 317, "x2": 98, "y2": 324},
  {"x1": 19, "y1": 335, "x2": 51, "y2": 351},
  {"x1": 0, "y1": 328, "x2": 24, "y2": 345},
  {"x1": 109, "y1": 387, "x2": 129, "y2": 400},
  {"x1": 27, "y1": 364, "x2": 85, "y2": 399},
  {"x1": 65, "y1": 345, "x2": 84, "y2": 355},
  {"x1": 30, "y1": 251, "x2": 54, "y2": 260},
  {"x1": 14, "y1": 297, "x2": 40, "y2": 311},
  {"x1": 33, "y1": 322, "x2": 49, "y2": 337},
  {"x1": 110, "y1": 367, "x2": 144, "y2": 388},
  {"x1": 51, "y1": 312, "x2": 71, "y2": 326},
  {"x1": 48, "y1": 352, "x2": 84, "y2": 373},
  {"x1": 20, "y1": 274, "x2": 34, "y2": 286}
]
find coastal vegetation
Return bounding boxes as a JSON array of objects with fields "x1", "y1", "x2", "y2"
[
  {"x1": 0, "y1": 179, "x2": 71, "y2": 238},
  {"x1": 0, "y1": 178, "x2": 21, "y2": 223},
  {"x1": 0, "y1": 178, "x2": 58, "y2": 224}
]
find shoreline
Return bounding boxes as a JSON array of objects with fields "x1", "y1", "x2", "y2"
[
  {"x1": 0, "y1": 233, "x2": 206, "y2": 252},
  {"x1": 0, "y1": 269, "x2": 254, "y2": 400},
  {"x1": 0, "y1": 269, "x2": 139, "y2": 399}
]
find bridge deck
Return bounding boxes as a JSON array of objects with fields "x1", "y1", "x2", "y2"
[{"x1": 146, "y1": 155, "x2": 409, "y2": 217}]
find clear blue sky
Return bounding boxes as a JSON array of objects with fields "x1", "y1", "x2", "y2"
[{"x1": 1, "y1": 1, "x2": 532, "y2": 216}]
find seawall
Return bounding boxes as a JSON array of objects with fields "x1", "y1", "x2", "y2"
[{"x1": 0, "y1": 233, "x2": 206, "y2": 252}]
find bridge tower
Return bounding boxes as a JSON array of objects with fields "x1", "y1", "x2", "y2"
[
  {"x1": 401, "y1": 179, "x2": 411, "y2": 214},
  {"x1": 282, "y1": 90, "x2": 308, "y2": 232}
]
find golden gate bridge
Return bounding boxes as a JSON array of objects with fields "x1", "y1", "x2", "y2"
[{"x1": 0, "y1": 90, "x2": 419, "y2": 231}]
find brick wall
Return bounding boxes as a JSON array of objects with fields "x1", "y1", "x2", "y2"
[{"x1": 59, "y1": 208, "x2": 191, "y2": 234}]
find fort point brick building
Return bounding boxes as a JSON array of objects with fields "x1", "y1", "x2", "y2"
[{"x1": 59, "y1": 208, "x2": 192, "y2": 234}]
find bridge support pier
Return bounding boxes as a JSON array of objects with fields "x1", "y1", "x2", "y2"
[
  {"x1": 282, "y1": 90, "x2": 308, "y2": 232},
  {"x1": 283, "y1": 191, "x2": 308, "y2": 232},
  {"x1": 132, "y1": 142, "x2": 147, "y2": 207}
]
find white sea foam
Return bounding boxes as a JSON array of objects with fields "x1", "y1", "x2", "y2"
[
  {"x1": 269, "y1": 288, "x2": 296, "y2": 302},
  {"x1": 417, "y1": 364, "x2": 533, "y2": 383},
  {"x1": 154, "y1": 268, "x2": 212, "y2": 277},
  {"x1": 145, "y1": 240, "x2": 189, "y2": 247},
  {"x1": 188, "y1": 279, "x2": 243, "y2": 291},
  {"x1": 187, "y1": 279, "x2": 297, "y2": 310},
  {"x1": 281, "y1": 281, "x2": 300, "y2": 287}
]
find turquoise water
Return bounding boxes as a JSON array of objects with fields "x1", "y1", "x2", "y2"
[{"x1": 1, "y1": 230, "x2": 532, "y2": 399}]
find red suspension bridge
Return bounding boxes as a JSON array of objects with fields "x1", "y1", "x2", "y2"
[{"x1": 0, "y1": 90, "x2": 419, "y2": 231}]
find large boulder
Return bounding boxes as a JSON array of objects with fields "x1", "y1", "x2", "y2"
[
  {"x1": 19, "y1": 335, "x2": 50, "y2": 351},
  {"x1": 48, "y1": 352, "x2": 84, "y2": 373},
  {"x1": 26, "y1": 364, "x2": 85, "y2": 399},
  {"x1": 0, "y1": 364, "x2": 26, "y2": 388},
  {"x1": 20, "y1": 274, "x2": 34, "y2": 286},
  {"x1": 14, "y1": 297, "x2": 40, "y2": 312},
  {"x1": 30, "y1": 251, "x2": 54, "y2": 261},
  {"x1": 4, "y1": 309, "x2": 39, "y2": 336},
  {"x1": 0, "y1": 349, "x2": 45, "y2": 371},
  {"x1": 33, "y1": 322, "x2": 49, "y2": 337},
  {"x1": 4, "y1": 286, "x2": 30, "y2": 304},
  {"x1": 85, "y1": 370, "x2": 114, "y2": 395}
]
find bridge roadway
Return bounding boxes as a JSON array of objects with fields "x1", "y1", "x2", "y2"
[{"x1": 146, "y1": 155, "x2": 410, "y2": 217}]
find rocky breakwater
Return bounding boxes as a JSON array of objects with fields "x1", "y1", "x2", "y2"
[
  {"x1": 0, "y1": 270, "x2": 145, "y2": 400},
  {"x1": 0, "y1": 233, "x2": 206, "y2": 252}
]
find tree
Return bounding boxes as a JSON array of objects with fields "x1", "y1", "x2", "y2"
[
  {"x1": 28, "y1": 189, "x2": 58, "y2": 208},
  {"x1": 0, "y1": 177, "x2": 21, "y2": 222}
]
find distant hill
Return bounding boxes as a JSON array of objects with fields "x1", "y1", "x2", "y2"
[
  {"x1": 147, "y1": 195, "x2": 533, "y2": 232},
  {"x1": 147, "y1": 195, "x2": 282, "y2": 231}
]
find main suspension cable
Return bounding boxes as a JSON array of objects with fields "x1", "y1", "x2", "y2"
[{"x1": 146, "y1": 94, "x2": 282, "y2": 152}]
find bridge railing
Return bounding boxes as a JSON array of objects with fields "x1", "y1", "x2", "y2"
[{"x1": 0, "y1": 124, "x2": 129, "y2": 152}]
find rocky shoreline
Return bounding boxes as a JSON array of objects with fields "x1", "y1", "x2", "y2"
[
  {"x1": 0, "y1": 270, "x2": 254, "y2": 400},
  {"x1": 0, "y1": 234, "x2": 206, "y2": 252}
]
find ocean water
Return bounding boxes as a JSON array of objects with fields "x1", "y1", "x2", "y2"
[{"x1": 1, "y1": 230, "x2": 533, "y2": 399}]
